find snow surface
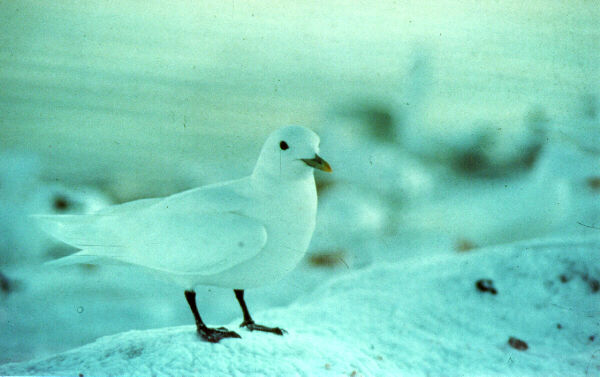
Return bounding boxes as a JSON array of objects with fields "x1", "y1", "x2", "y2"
[{"x1": 1, "y1": 237, "x2": 599, "y2": 376}]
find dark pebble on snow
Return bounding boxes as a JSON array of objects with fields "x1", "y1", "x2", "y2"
[
  {"x1": 508, "y1": 337, "x2": 528, "y2": 351},
  {"x1": 53, "y1": 195, "x2": 70, "y2": 211},
  {"x1": 475, "y1": 279, "x2": 497, "y2": 295},
  {"x1": 0, "y1": 272, "x2": 12, "y2": 294}
]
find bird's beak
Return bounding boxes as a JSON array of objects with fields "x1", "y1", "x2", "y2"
[{"x1": 301, "y1": 154, "x2": 332, "y2": 172}]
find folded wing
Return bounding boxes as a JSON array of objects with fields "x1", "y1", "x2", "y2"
[{"x1": 37, "y1": 205, "x2": 267, "y2": 276}]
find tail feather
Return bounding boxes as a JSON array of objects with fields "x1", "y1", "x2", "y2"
[
  {"x1": 45, "y1": 249, "x2": 129, "y2": 267},
  {"x1": 34, "y1": 214, "x2": 128, "y2": 268},
  {"x1": 45, "y1": 251, "x2": 103, "y2": 267},
  {"x1": 34, "y1": 214, "x2": 119, "y2": 248}
]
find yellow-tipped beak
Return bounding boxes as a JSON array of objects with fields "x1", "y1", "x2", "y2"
[{"x1": 301, "y1": 154, "x2": 332, "y2": 172}]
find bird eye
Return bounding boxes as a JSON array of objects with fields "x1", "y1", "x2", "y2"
[{"x1": 279, "y1": 141, "x2": 289, "y2": 150}]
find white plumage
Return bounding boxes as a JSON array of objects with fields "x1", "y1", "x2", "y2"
[{"x1": 37, "y1": 125, "x2": 331, "y2": 290}]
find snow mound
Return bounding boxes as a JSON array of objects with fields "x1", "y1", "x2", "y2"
[
  {"x1": 1, "y1": 237, "x2": 598, "y2": 376},
  {"x1": 0, "y1": 327, "x2": 386, "y2": 377}
]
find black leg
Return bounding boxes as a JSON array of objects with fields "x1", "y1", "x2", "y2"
[
  {"x1": 234, "y1": 289, "x2": 286, "y2": 336},
  {"x1": 185, "y1": 290, "x2": 240, "y2": 343}
]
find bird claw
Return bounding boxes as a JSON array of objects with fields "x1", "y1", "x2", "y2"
[
  {"x1": 240, "y1": 321, "x2": 287, "y2": 336},
  {"x1": 197, "y1": 327, "x2": 241, "y2": 343}
]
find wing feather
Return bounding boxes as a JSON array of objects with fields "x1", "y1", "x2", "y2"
[{"x1": 38, "y1": 179, "x2": 267, "y2": 275}]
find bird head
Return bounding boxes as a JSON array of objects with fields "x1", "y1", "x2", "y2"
[{"x1": 253, "y1": 125, "x2": 332, "y2": 181}]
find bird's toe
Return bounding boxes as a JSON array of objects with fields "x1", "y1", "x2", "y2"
[
  {"x1": 197, "y1": 327, "x2": 241, "y2": 343},
  {"x1": 241, "y1": 321, "x2": 287, "y2": 336}
]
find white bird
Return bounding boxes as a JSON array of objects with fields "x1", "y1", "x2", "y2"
[{"x1": 36, "y1": 125, "x2": 331, "y2": 343}]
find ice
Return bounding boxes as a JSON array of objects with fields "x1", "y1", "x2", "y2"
[{"x1": 1, "y1": 238, "x2": 598, "y2": 376}]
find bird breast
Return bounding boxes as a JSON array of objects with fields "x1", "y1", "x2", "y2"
[{"x1": 201, "y1": 178, "x2": 318, "y2": 288}]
